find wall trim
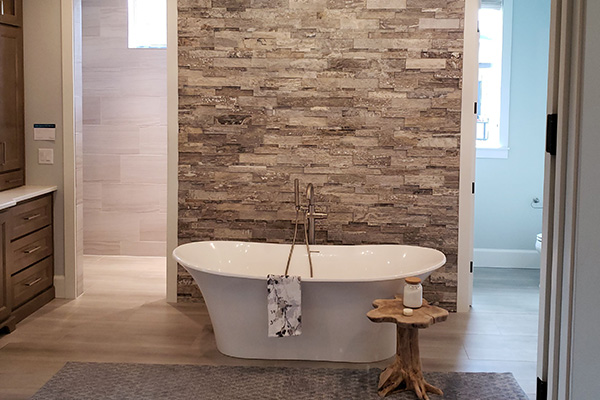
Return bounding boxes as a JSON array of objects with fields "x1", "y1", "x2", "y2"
[
  {"x1": 498, "y1": 0, "x2": 514, "y2": 152},
  {"x1": 60, "y1": 0, "x2": 78, "y2": 299},
  {"x1": 474, "y1": 248, "x2": 540, "y2": 269},
  {"x1": 54, "y1": 275, "x2": 66, "y2": 298},
  {"x1": 457, "y1": 0, "x2": 480, "y2": 312},
  {"x1": 166, "y1": 0, "x2": 178, "y2": 303}
]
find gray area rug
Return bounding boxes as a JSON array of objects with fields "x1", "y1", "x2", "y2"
[{"x1": 31, "y1": 362, "x2": 529, "y2": 399}]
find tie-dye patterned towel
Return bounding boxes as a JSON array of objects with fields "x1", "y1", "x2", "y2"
[{"x1": 267, "y1": 275, "x2": 302, "y2": 337}]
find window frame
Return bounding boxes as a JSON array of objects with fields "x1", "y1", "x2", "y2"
[
  {"x1": 476, "y1": 0, "x2": 513, "y2": 159},
  {"x1": 127, "y1": 0, "x2": 167, "y2": 50}
]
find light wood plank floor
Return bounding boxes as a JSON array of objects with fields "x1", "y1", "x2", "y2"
[{"x1": 0, "y1": 258, "x2": 538, "y2": 399}]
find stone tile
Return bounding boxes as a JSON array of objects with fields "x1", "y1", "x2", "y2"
[
  {"x1": 82, "y1": 68, "x2": 122, "y2": 97},
  {"x1": 120, "y1": 155, "x2": 168, "y2": 184},
  {"x1": 83, "y1": 125, "x2": 140, "y2": 155},
  {"x1": 353, "y1": 38, "x2": 431, "y2": 50},
  {"x1": 177, "y1": 0, "x2": 464, "y2": 305},
  {"x1": 463, "y1": 334, "x2": 538, "y2": 362},
  {"x1": 82, "y1": 2, "x2": 167, "y2": 257},
  {"x1": 83, "y1": 240, "x2": 122, "y2": 255},
  {"x1": 83, "y1": 154, "x2": 120, "y2": 182},
  {"x1": 83, "y1": 96, "x2": 102, "y2": 124},
  {"x1": 366, "y1": 0, "x2": 406, "y2": 9},
  {"x1": 405, "y1": 58, "x2": 447, "y2": 69},
  {"x1": 119, "y1": 66, "x2": 168, "y2": 97},
  {"x1": 139, "y1": 126, "x2": 168, "y2": 155},
  {"x1": 120, "y1": 241, "x2": 167, "y2": 257},
  {"x1": 419, "y1": 18, "x2": 460, "y2": 30},
  {"x1": 140, "y1": 213, "x2": 167, "y2": 242},
  {"x1": 83, "y1": 210, "x2": 140, "y2": 243},
  {"x1": 99, "y1": 5, "x2": 128, "y2": 38},
  {"x1": 101, "y1": 96, "x2": 163, "y2": 126},
  {"x1": 101, "y1": 184, "x2": 162, "y2": 213},
  {"x1": 83, "y1": 182, "x2": 102, "y2": 211},
  {"x1": 82, "y1": 5, "x2": 100, "y2": 37}
]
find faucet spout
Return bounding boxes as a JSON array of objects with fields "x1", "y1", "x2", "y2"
[
  {"x1": 304, "y1": 183, "x2": 326, "y2": 245},
  {"x1": 291, "y1": 180, "x2": 328, "y2": 245},
  {"x1": 306, "y1": 183, "x2": 314, "y2": 206}
]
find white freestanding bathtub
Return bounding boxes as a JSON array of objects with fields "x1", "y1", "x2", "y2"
[{"x1": 173, "y1": 241, "x2": 446, "y2": 363}]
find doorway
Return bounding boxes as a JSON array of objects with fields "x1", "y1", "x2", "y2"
[
  {"x1": 472, "y1": 0, "x2": 551, "y2": 310},
  {"x1": 79, "y1": 0, "x2": 168, "y2": 294}
]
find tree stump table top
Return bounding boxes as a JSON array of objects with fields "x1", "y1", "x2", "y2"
[
  {"x1": 367, "y1": 297, "x2": 449, "y2": 328},
  {"x1": 367, "y1": 296, "x2": 449, "y2": 399}
]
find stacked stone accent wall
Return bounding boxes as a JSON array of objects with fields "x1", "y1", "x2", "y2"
[{"x1": 178, "y1": 0, "x2": 465, "y2": 309}]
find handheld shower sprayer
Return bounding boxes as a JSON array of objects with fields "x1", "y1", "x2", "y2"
[{"x1": 294, "y1": 179, "x2": 300, "y2": 210}]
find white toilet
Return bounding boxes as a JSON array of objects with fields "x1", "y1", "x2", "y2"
[{"x1": 535, "y1": 233, "x2": 542, "y2": 254}]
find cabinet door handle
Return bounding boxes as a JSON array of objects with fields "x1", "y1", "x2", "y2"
[
  {"x1": 0, "y1": 142, "x2": 5, "y2": 166},
  {"x1": 24, "y1": 214, "x2": 41, "y2": 221},
  {"x1": 25, "y1": 278, "x2": 43, "y2": 287},
  {"x1": 24, "y1": 246, "x2": 42, "y2": 254}
]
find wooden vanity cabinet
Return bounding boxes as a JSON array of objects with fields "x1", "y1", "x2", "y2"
[
  {"x1": 0, "y1": 213, "x2": 10, "y2": 327},
  {"x1": 0, "y1": 194, "x2": 54, "y2": 333},
  {"x1": 0, "y1": 0, "x2": 25, "y2": 191},
  {"x1": 0, "y1": 0, "x2": 22, "y2": 27},
  {"x1": 0, "y1": 0, "x2": 52, "y2": 333}
]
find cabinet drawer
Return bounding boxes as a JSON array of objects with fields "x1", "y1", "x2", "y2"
[
  {"x1": 12, "y1": 257, "x2": 52, "y2": 309},
  {"x1": 0, "y1": 170, "x2": 23, "y2": 191},
  {"x1": 9, "y1": 225, "x2": 53, "y2": 275},
  {"x1": 0, "y1": 0, "x2": 23, "y2": 26},
  {"x1": 9, "y1": 194, "x2": 52, "y2": 240}
]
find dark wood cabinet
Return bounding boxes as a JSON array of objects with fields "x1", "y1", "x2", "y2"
[
  {"x1": 0, "y1": 0, "x2": 25, "y2": 191},
  {"x1": 0, "y1": 213, "x2": 10, "y2": 326},
  {"x1": 0, "y1": 193, "x2": 54, "y2": 333},
  {"x1": 0, "y1": 0, "x2": 22, "y2": 27}
]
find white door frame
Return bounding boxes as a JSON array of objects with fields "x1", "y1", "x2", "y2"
[
  {"x1": 538, "y1": 0, "x2": 585, "y2": 398},
  {"x1": 61, "y1": 0, "x2": 78, "y2": 299},
  {"x1": 456, "y1": 0, "x2": 479, "y2": 312},
  {"x1": 166, "y1": 0, "x2": 179, "y2": 303}
]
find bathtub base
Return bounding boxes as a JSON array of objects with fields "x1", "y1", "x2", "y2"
[
  {"x1": 215, "y1": 324, "x2": 397, "y2": 363},
  {"x1": 172, "y1": 241, "x2": 446, "y2": 363},
  {"x1": 199, "y1": 270, "x2": 399, "y2": 363}
]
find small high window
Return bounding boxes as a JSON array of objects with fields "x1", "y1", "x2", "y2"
[
  {"x1": 128, "y1": 0, "x2": 167, "y2": 49},
  {"x1": 477, "y1": 0, "x2": 511, "y2": 158}
]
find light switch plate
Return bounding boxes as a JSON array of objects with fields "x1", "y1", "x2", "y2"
[{"x1": 38, "y1": 148, "x2": 54, "y2": 164}]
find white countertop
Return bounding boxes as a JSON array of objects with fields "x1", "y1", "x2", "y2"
[{"x1": 0, "y1": 185, "x2": 58, "y2": 211}]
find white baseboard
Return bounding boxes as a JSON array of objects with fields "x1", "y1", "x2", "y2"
[
  {"x1": 54, "y1": 275, "x2": 66, "y2": 298},
  {"x1": 474, "y1": 248, "x2": 541, "y2": 269}
]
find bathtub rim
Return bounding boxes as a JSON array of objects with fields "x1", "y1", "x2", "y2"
[{"x1": 173, "y1": 240, "x2": 446, "y2": 283}]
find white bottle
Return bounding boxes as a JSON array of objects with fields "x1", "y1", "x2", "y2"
[{"x1": 403, "y1": 277, "x2": 423, "y2": 309}]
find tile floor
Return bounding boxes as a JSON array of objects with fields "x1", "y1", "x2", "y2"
[{"x1": 0, "y1": 257, "x2": 539, "y2": 399}]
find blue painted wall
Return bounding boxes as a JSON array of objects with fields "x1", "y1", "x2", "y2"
[{"x1": 473, "y1": 0, "x2": 551, "y2": 251}]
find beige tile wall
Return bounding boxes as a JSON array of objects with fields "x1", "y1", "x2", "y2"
[{"x1": 82, "y1": 0, "x2": 167, "y2": 256}]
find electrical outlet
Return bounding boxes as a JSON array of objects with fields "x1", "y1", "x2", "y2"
[{"x1": 38, "y1": 148, "x2": 54, "y2": 164}]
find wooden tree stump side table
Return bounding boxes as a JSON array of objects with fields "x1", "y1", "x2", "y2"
[{"x1": 367, "y1": 297, "x2": 449, "y2": 399}]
